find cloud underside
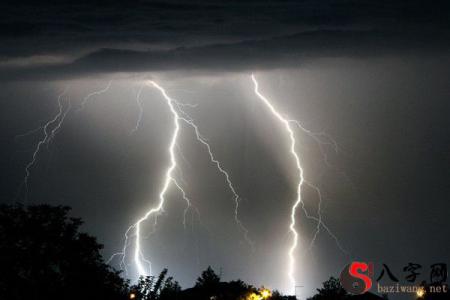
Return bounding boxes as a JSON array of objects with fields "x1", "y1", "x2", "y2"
[
  {"x1": 1, "y1": 29, "x2": 449, "y2": 81},
  {"x1": 1, "y1": 1, "x2": 449, "y2": 80}
]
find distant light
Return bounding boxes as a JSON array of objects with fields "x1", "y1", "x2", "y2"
[
  {"x1": 246, "y1": 288, "x2": 272, "y2": 300},
  {"x1": 247, "y1": 293, "x2": 261, "y2": 300},
  {"x1": 260, "y1": 288, "x2": 272, "y2": 299},
  {"x1": 129, "y1": 292, "x2": 136, "y2": 299},
  {"x1": 416, "y1": 287, "x2": 426, "y2": 298}
]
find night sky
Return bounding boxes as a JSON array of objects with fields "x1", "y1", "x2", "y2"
[{"x1": 1, "y1": 1, "x2": 449, "y2": 298}]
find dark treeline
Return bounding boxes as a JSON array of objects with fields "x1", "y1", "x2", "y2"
[
  {"x1": 0, "y1": 204, "x2": 445, "y2": 300},
  {"x1": 0, "y1": 204, "x2": 294, "y2": 300}
]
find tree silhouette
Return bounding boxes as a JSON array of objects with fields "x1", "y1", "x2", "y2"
[
  {"x1": 270, "y1": 290, "x2": 297, "y2": 300},
  {"x1": 0, "y1": 204, "x2": 312, "y2": 300},
  {"x1": 0, "y1": 204, "x2": 128, "y2": 300},
  {"x1": 307, "y1": 277, "x2": 349, "y2": 300},
  {"x1": 195, "y1": 266, "x2": 221, "y2": 289},
  {"x1": 187, "y1": 266, "x2": 250, "y2": 300},
  {"x1": 131, "y1": 268, "x2": 181, "y2": 300},
  {"x1": 159, "y1": 274, "x2": 182, "y2": 300}
]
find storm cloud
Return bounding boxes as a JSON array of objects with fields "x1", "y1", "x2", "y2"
[{"x1": 1, "y1": 0, "x2": 449, "y2": 80}]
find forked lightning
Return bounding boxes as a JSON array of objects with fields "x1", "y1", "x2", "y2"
[{"x1": 251, "y1": 74, "x2": 346, "y2": 292}]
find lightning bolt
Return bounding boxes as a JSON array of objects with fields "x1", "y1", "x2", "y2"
[
  {"x1": 288, "y1": 119, "x2": 339, "y2": 168},
  {"x1": 113, "y1": 79, "x2": 253, "y2": 278},
  {"x1": 129, "y1": 80, "x2": 182, "y2": 276},
  {"x1": 20, "y1": 80, "x2": 114, "y2": 201},
  {"x1": 170, "y1": 93, "x2": 252, "y2": 248},
  {"x1": 47, "y1": 97, "x2": 72, "y2": 144},
  {"x1": 251, "y1": 74, "x2": 304, "y2": 290},
  {"x1": 128, "y1": 82, "x2": 205, "y2": 233},
  {"x1": 19, "y1": 76, "x2": 346, "y2": 291},
  {"x1": 131, "y1": 83, "x2": 199, "y2": 135},
  {"x1": 174, "y1": 106, "x2": 254, "y2": 250},
  {"x1": 77, "y1": 80, "x2": 112, "y2": 112},
  {"x1": 251, "y1": 74, "x2": 347, "y2": 291},
  {"x1": 131, "y1": 83, "x2": 145, "y2": 134},
  {"x1": 20, "y1": 87, "x2": 70, "y2": 199},
  {"x1": 14, "y1": 124, "x2": 45, "y2": 140}
]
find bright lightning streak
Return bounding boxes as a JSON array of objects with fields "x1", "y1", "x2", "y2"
[
  {"x1": 114, "y1": 79, "x2": 253, "y2": 278},
  {"x1": 21, "y1": 87, "x2": 70, "y2": 198},
  {"x1": 251, "y1": 74, "x2": 303, "y2": 290},
  {"x1": 130, "y1": 80, "x2": 181, "y2": 276},
  {"x1": 21, "y1": 80, "x2": 113, "y2": 200},
  {"x1": 174, "y1": 106, "x2": 254, "y2": 250},
  {"x1": 118, "y1": 80, "x2": 204, "y2": 276},
  {"x1": 251, "y1": 74, "x2": 348, "y2": 291},
  {"x1": 14, "y1": 124, "x2": 45, "y2": 140},
  {"x1": 301, "y1": 180, "x2": 348, "y2": 256},
  {"x1": 107, "y1": 225, "x2": 135, "y2": 275},
  {"x1": 131, "y1": 83, "x2": 145, "y2": 134},
  {"x1": 288, "y1": 120, "x2": 338, "y2": 168},
  {"x1": 18, "y1": 76, "x2": 347, "y2": 292},
  {"x1": 162, "y1": 92, "x2": 253, "y2": 248},
  {"x1": 77, "y1": 80, "x2": 112, "y2": 112},
  {"x1": 172, "y1": 178, "x2": 196, "y2": 229},
  {"x1": 48, "y1": 98, "x2": 71, "y2": 143},
  {"x1": 300, "y1": 180, "x2": 347, "y2": 255},
  {"x1": 131, "y1": 84, "x2": 198, "y2": 135},
  {"x1": 174, "y1": 161, "x2": 203, "y2": 230}
]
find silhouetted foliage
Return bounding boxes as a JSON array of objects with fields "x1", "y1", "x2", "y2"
[
  {"x1": 307, "y1": 277, "x2": 349, "y2": 300},
  {"x1": 195, "y1": 265, "x2": 221, "y2": 288},
  {"x1": 0, "y1": 204, "x2": 129, "y2": 300},
  {"x1": 270, "y1": 290, "x2": 298, "y2": 300},
  {"x1": 181, "y1": 267, "x2": 257, "y2": 300},
  {"x1": 131, "y1": 268, "x2": 181, "y2": 300},
  {"x1": 0, "y1": 204, "x2": 305, "y2": 300},
  {"x1": 227, "y1": 279, "x2": 252, "y2": 296},
  {"x1": 159, "y1": 275, "x2": 182, "y2": 300}
]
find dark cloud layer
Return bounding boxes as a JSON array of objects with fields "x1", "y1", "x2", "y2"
[
  {"x1": 0, "y1": 0, "x2": 449, "y2": 80},
  {"x1": 2, "y1": 29, "x2": 449, "y2": 80}
]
